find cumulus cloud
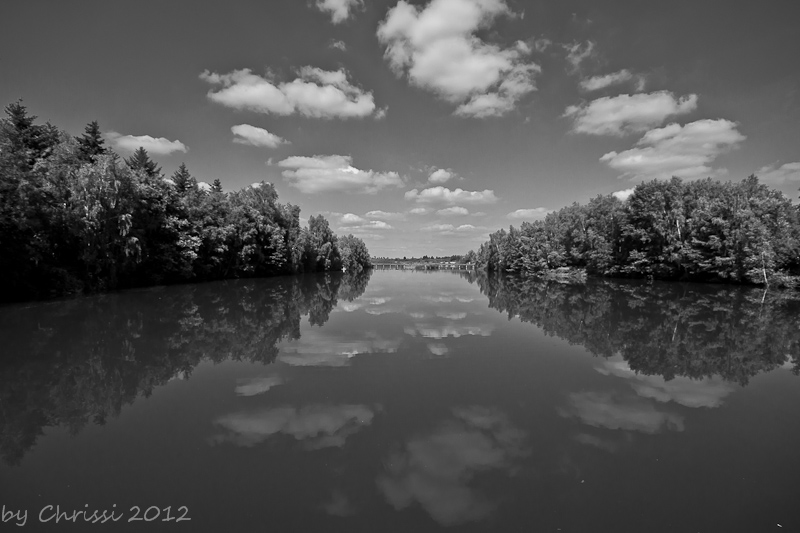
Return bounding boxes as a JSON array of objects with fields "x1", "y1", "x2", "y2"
[
  {"x1": 278, "y1": 155, "x2": 404, "y2": 194},
  {"x1": 600, "y1": 119, "x2": 746, "y2": 180},
  {"x1": 429, "y1": 168, "x2": 456, "y2": 183},
  {"x1": 106, "y1": 132, "x2": 187, "y2": 155},
  {"x1": 579, "y1": 69, "x2": 634, "y2": 91},
  {"x1": 200, "y1": 67, "x2": 379, "y2": 119},
  {"x1": 409, "y1": 207, "x2": 431, "y2": 215},
  {"x1": 612, "y1": 188, "x2": 635, "y2": 201},
  {"x1": 564, "y1": 91, "x2": 698, "y2": 136},
  {"x1": 377, "y1": 0, "x2": 540, "y2": 118},
  {"x1": 558, "y1": 391, "x2": 685, "y2": 434},
  {"x1": 753, "y1": 162, "x2": 800, "y2": 185},
  {"x1": 563, "y1": 40, "x2": 596, "y2": 74},
  {"x1": 437, "y1": 206, "x2": 469, "y2": 216},
  {"x1": 377, "y1": 407, "x2": 527, "y2": 526},
  {"x1": 231, "y1": 124, "x2": 289, "y2": 148},
  {"x1": 316, "y1": 0, "x2": 363, "y2": 24},
  {"x1": 329, "y1": 39, "x2": 347, "y2": 51},
  {"x1": 597, "y1": 356, "x2": 736, "y2": 408},
  {"x1": 507, "y1": 207, "x2": 552, "y2": 220},
  {"x1": 234, "y1": 376, "x2": 284, "y2": 396},
  {"x1": 340, "y1": 213, "x2": 394, "y2": 230},
  {"x1": 212, "y1": 404, "x2": 377, "y2": 449},
  {"x1": 365, "y1": 210, "x2": 407, "y2": 221},
  {"x1": 405, "y1": 186, "x2": 498, "y2": 205},
  {"x1": 422, "y1": 223, "x2": 485, "y2": 235}
]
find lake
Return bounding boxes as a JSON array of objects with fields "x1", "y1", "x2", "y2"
[{"x1": 1, "y1": 270, "x2": 799, "y2": 532}]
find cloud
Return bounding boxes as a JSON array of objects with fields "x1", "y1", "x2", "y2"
[
  {"x1": 321, "y1": 490, "x2": 356, "y2": 517},
  {"x1": 377, "y1": 0, "x2": 540, "y2": 117},
  {"x1": 597, "y1": 356, "x2": 736, "y2": 408},
  {"x1": 339, "y1": 213, "x2": 394, "y2": 231},
  {"x1": 377, "y1": 407, "x2": 527, "y2": 526},
  {"x1": 753, "y1": 162, "x2": 800, "y2": 185},
  {"x1": 405, "y1": 322, "x2": 493, "y2": 338},
  {"x1": 278, "y1": 155, "x2": 404, "y2": 194},
  {"x1": 234, "y1": 376, "x2": 284, "y2": 396},
  {"x1": 278, "y1": 330, "x2": 401, "y2": 367},
  {"x1": 437, "y1": 206, "x2": 469, "y2": 216},
  {"x1": 600, "y1": 119, "x2": 746, "y2": 180},
  {"x1": 106, "y1": 132, "x2": 187, "y2": 155},
  {"x1": 200, "y1": 67, "x2": 379, "y2": 119},
  {"x1": 558, "y1": 391, "x2": 685, "y2": 433},
  {"x1": 231, "y1": 124, "x2": 289, "y2": 148},
  {"x1": 365, "y1": 210, "x2": 407, "y2": 221},
  {"x1": 429, "y1": 168, "x2": 456, "y2": 184},
  {"x1": 405, "y1": 186, "x2": 498, "y2": 205},
  {"x1": 563, "y1": 41, "x2": 596, "y2": 74},
  {"x1": 564, "y1": 91, "x2": 698, "y2": 136},
  {"x1": 316, "y1": 0, "x2": 363, "y2": 24},
  {"x1": 409, "y1": 207, "x2": 431, "y2": 215},
  {"x1": 579, "y1": 69, "x2": 634, "y2": 91},
  {"x1": 612, "y1": 188, "x2": 635, "y2": 201},
  {"x1": 212, "y1": 404, "x2": 377, "y2": 449},
  {"x1": 427, "y1": 343, "x2": 449, "y2": 356},
  {"x1": 507, "y1": 207, "x2": 552, "y2": 220},
  {"x1": 329, "y1": 39, "x2": 347, "y2": 51}
]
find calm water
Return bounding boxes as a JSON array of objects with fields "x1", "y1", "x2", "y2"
[{"x1": 1, "y1": 271, "x2": 799, "y2": 532}]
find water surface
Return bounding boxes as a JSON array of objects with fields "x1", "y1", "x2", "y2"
[{"x1": 1, "y1": 271, "x2": 799, "y2": 531}]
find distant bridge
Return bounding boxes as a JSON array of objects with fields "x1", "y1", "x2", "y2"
[{"x1": 373, "y1": 262, "x2": 476, "y2": 271}]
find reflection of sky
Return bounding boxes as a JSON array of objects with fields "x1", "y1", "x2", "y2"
[
  {"x1": 278, "y1": 329, "x2": 401, "y2": 367},
  {"x1": 427, "y1": 343, "x2": 449, "y2": 356},
  {"x1": 559, "y1": 391, "x2": 685, "y2": 434},
  {"x1": 234, "y1": 376, "x2": 284, "y2": 396},
  {"x1": 212, "y1": 404, "x2": 378, "y2": 449},
  {"x1": 597, "y1": 356, "x2": 736, "y2": 408},
  {"x1": 404, "y1": 323, "x2": 494, "y2": 339},
  {"x1": 377, "y1": 407, "x2": 527, "y2": 526}
]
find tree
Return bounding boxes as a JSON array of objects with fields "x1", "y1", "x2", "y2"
[
  {"x1": 125, "y1": 147, "x2": 161, "y2": 178},
  {"x1": 76, "y1": 121, "x2": 107, "y2": 163},
  {"x1": 212, "y1": 178, "x2": 223, "y2": 193},
  {"x1": 171, "y1": 162, "x2": 196, "y2": 194}
]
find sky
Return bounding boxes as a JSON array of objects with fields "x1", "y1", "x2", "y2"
[{"x1": 2, "y1": 0, "x2": 799, "y2": 257}]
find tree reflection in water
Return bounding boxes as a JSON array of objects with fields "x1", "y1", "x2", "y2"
[
  {"x1": 477, "y1": 273, "x2": 800, "y2": 384},
  {"x1": 0, "y1": 271, "x2": 371, "y2": 465}
]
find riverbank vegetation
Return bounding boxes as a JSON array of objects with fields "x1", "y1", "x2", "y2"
[
  {"x1": 473, "y1": 177, "x2": 800, "y2": 287},
  {"x1": 0, "y1": 101, "x2": 371, "y2": 302}
]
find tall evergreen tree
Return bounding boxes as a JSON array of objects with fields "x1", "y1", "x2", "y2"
[
  {"x1": 125, "y1": 147, "x2": 161, "y2": 178},
  {"x1": 212, "y1": 178, "x2": 223, "y2": 193},
  {"x1": 75, "y1": 121, "x2": 106, "y2": 163},
  {"x1": 171, "y1": 162, "x2": 196, "y2": 193}
]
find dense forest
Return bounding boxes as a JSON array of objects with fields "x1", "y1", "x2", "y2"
[
  {"x1": 470, "y1": 177, "x2": 800, "y2": 286},
  {"x1": 0, "y1": 270, "x2": 371, "y2": 465},
  {"x1": 476, "y1": 274, "x2": 800, "y2": 383},
  {"x1": 0, "y1": 101, "x2": 372, "y2": 302}
]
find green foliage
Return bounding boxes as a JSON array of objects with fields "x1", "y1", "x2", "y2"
[
  {"x1": 476, "y1": 177, "x2": 800, "y2": 287},
  {"x1": 0, "y1": 102, "x2": 372, "y2": 301}
]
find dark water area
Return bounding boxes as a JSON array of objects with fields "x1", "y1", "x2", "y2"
[{"x1": 1, "y1": 271, "x2": 799, "y2": 532}]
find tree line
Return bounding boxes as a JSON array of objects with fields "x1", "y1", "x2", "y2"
[
  {"x1": 471, "y1": 177, "x2": 800, "y2": 286},
  {"x1": 0, "y1": 101, "x2": 372, "y2": 302}
]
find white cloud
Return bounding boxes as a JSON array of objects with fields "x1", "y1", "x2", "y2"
[
  {"x1": 377, "y1": 407, "x2": 527, "y2": 526},
  {"x1": 106, "y1": 132, "x2": 187, "y2": 155},
  {"x1": 564, "y1": 91, "x2": 698, "y2": 136},
  {"x1": 330, "y1": 39, "x2": 347, "y2": 51},
  {"x1": 278, "y1": 155, "x2": 404, "y2": 194},
  {"x1": 231, "y1": 124, "x2": 289, "y2": 148},
  {"x1": 579, "y1": 69, "x2": 633, "y2": 91},
  {"x1": 212, "y1": 404, "x2": 377, "y2": 449},
  {"x1": 753, "y1": 162, "x2": 800, "y2": 185},
  {"x1": 558, "y1": 391, "x2": 685, "y2": 434},
  {"x1": 340, "y1": 213, "x2": 367, "y2": 225},
  {"x1": 563, "y1": 40, "x2": 596, "y2": 74},
  {"x1": 437, "y1": 206, "x2": 469, "y2": 216},
  {"x1": 234, "y1": 376, "x2": 284, "y2": 396},
  {"x1": 612, "y1": 188, "x2": 635, "y2": 201},
  {"x1": 316, "y1": 0, "x2": 363, "y2": 24},
  {"x1": 377, "y1": 0, "x2": 540, "y2": 117},
  {"x1": 200, "y1": 67, "x2": 379, "y2": 119},
  {"x1": 600, "y1": 119, "x2": 746, "y2": 180},
  {"x1": 429, "y1": 168, "x2": 456, "y2": 183},
  {"x1": 507, "y1": 207, "x2": 551, "y2": 220},
  {"x1": 405, "y1": 186, "x2": 498, "y2": 205},
  {"x1": 366, "y1": 210, "x2": 407, "y2": 221},
  {"x1": 409, "y1": 207, "x2": 431, "y2": 215}
]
